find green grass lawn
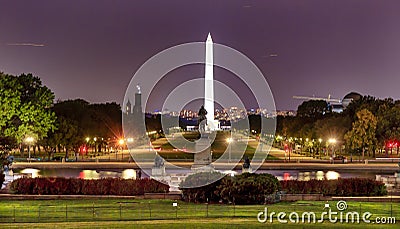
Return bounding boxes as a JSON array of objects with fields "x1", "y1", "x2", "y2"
[
  {"x1": 158, "y1": 131, "x2": 264, "y2": 161},
  {"x1": 0, "y1": 199, "x2": 398, "y2": 228}
]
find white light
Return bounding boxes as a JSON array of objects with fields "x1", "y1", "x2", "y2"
[
  {"x1": 326, "y1": 171, "x2": 340, "y2": 180},
  {"x1": 122, "y1": 169, "x2": 137, "y2": 179},
  {"x1": 25, "y1": 137, "x2": 35, "y2": 144},
  {"x1": 20, "y1": 168, "x2": 40, "y2": 178}
]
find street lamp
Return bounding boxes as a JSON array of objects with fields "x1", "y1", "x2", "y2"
[
  {"x1": 94, "y1": 137, "x2": 97, "y2": 153},
  {"x1": 25, "y1": 137, "x2": 35, "y2": 163},
  {"x1": 118, "y1": 139, "x2": 125, "y2": 160},
  {"x1": 226, "y1": 137, "x2": 233, "y2": 163},
  {"x1": 318, "y1": 138, "x2": 322, "y2": 159},
  {"x1": 328, "y1": 138, "x2": 337, "y2": 159},
  {"x1": 288, "y1": 138, "x2": 293, "y2": 161}
]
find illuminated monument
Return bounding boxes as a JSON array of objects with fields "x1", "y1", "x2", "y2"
[{"x1": 204, "y1": 33, "x2": 219, "y2": 130}]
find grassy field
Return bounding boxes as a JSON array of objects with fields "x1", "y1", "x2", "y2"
[
  {"x1": 157, "y1": 131, "x2": 277, "y2": 161},
  {"x1": 0, "y1": 199, "x2": 398, "y2": 228}
]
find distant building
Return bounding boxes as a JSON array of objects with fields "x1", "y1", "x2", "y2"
[
  {"x1": 275, "y1": 110, "x2": 296, "y2": 117},
  {"x1": 125, "y1": 86, "x2": 146, "y2": 137},
  {"x1": 342, "y1": 92, "x2": 362, "y2": 108}
]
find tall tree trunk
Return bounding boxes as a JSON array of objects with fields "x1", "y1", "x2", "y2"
[
  {"x1": 20, "y1": 145, "x2": 24, "y2": 157},
  {"x1": 65, "y1": 148, "x2": 69, "y2": 159}
]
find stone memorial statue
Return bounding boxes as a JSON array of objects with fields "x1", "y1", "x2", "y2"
[
  {"x1": 243, "y1": 155, "x2": 250, "y2": 169},
  {"x1": 242, "y1": 155, "x2": 252, "y2": 173},
  {"x1": 198, "y1": 105, "x2": 207, "y2": 132},
  {"x1": 152, "y1": 153, "x2": 166, "y2": 177},
  {"x1": 154, "y1": 154, "x2": 164, "y2": 168}
]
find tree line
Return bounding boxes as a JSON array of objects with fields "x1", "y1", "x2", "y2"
[
  {"x1": 0, "y1": 72, "x2": 122, "y2": 160},
  {"x1": 276, "y1": 97, "x2": 400, "y2": 160}
]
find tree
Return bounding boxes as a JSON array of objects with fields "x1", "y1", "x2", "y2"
[
  {"x1": 376, "y1": 104, "x2": 400, "y2": 156},
  {"x1": 297, "y1": 100, "x2": 328, "y2": 119},
  {"x1": 314, "y1": 114, "x2": 352, "y2": 143},
  {"x1": 344, "y1": 109, "x2": 377, "y2": 161},
  {"x1": 0, "y1": 73, "x2": 56, "y2": 151}
]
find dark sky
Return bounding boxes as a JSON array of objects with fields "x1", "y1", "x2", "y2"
[{"x1": 1, "y1": 0, "x2": 400, "y2": 110}]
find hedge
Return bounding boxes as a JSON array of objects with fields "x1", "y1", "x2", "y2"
[
  {"x1": 179, "y1": 171, "x2": 225, "y2": 203},
  {"x1": 216, "y1": 173, "x2": 280, "y2": 204},
  {"x1": 280, "y1": 178, "x2": 387, "y2": 196},
  {"x1": 10, "y1": 177, "x2": 169, "y2": 195},
  {"x1": 180, "y1": 172, "x2": 281, "y2": 204}
]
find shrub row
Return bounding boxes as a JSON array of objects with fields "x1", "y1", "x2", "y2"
[
  {"x1": 10, "y1": 177, "x2": 169, "y2": 195},
  {"x1": 180, "y1": 172, "x2": 280, "y2": 204},
  {"x1": 280, "y1": 178, "x2": 387, "y2": 196}
]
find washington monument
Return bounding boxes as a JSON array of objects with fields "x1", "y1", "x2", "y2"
[{"x1": 204, "y1": 33, "x2": 219, "y2": 130}]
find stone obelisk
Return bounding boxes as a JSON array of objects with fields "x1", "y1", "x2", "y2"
[{"x1": 204, "y1": 33, "x2": 218, "y2": 130}]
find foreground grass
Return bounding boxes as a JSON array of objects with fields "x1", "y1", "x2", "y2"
[
  {"x1": 0, "y1": 199, "x2": 398, "y2": 228},
  {"x1": 1, "y1": 218, "x2": 398, "y2": 229}
]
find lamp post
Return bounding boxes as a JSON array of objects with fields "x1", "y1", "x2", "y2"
[
  {"x1": 85, "y1": 137, "x2": 90, "y2": 156},
  {"x1": 118, "y1": 139, "x2": 125, "y2": 160},
  {"x1": 226, "y1": 138, "x2": 233, "y2": 163},
  {"x1": 93, "y1": 137, "x2": 97, "y2": 153},
  {"x1": 318, "y1": 138, "x2": 322, "y2": 159},
  {"x1": 288, "y1": 138, "x2": 293, "y2": 162},
  {"x1": 25, "y1": 137, "x2": 35, "y2": 163},
  {"x1": 328, "y1": 138, "x2": 337, "y2": 161}
]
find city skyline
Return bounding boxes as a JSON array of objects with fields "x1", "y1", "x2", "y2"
[{"x1": 1, "y1": 1, "x2": 400, "y2": 110}]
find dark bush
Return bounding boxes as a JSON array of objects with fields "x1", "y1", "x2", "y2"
[
  {"x1": 216, "y1": 173, "x2": 280, "y2": 204},
  {"x1": 179, "y1": 171, "x2": 225, "y2": 203},
  {"x1": 280, "y1": 178, "x2": 387, "y2": 196},
  {"x1": 180, "y1": 172, "x2": 280, "y2": 204},
  {"x1": 10, "y1": 177, "x2": 169, "y2": 195}
]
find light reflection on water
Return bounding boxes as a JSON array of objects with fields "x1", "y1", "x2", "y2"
[
  {"x1": 13, "y1": 168, "x2": 386, "y2": 181},
  {"x1": 15, "y1": 168, "x2": 138, "y2": 180}
]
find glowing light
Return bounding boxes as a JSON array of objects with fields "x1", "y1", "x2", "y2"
[
  {"x1": 127, "y1": 138, "x2": 134, "y2": 143},
  {"x1": 85, "y1": 137, "x2": 90, "y2": 142},
  {"x1": 122, "y1": 169, "x2": 137, "y2": 179},
  {"x1": 20, "y1": 168, "x2": 40, "y2": 178},
  {"x1": 25, "y1": 137, "x2": 35, "y2": 144},
  {"x1": 328, "y1": 138, "x2": 337, "y2": 144},
  {"x1": 118, "y1": 139, "x2": 125, "y2": 145},
  {"x1": 318, "y1": 138, "x2": 322, "y2": 143},
  {"x1": 326, "y1": 171, "x2": 340, "y2": 180},
  {"x1": 226, "y1": 138, "x2": 233, "y2": 143},
  {"x1": 316, "y1": 171, "x2": 324, "y2": 180}
]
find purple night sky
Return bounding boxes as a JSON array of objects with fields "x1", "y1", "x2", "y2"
[{"x1": 1, "y1": 0, "x2": 400, "y2": 110}]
